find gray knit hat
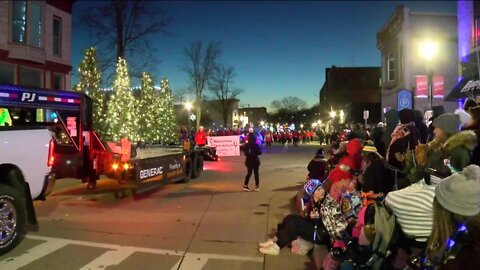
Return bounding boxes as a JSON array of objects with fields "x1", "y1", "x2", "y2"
[
  {"x1": 435, "y1": 165, "x2": 480, "y2": 216},
  {"x1": 432, "y1": 113, "x2": 460, "y2": 136}
]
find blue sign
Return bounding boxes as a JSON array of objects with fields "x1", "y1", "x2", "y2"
[{"x1": 397, "y1": 89, "x2": 412, "y2": 110}]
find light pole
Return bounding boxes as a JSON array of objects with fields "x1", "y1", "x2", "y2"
[
  {"x1": 185, "y1": 102, "x2": 192, "y2": 138},
  {"x1": 420, "y1": 40, "x2": 439, "y2": 110}
]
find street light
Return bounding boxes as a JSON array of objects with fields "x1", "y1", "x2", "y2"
[
  {"x1": 185, "y1": 101, "x2": 193, "y2": 135},
  {"x1": 329, "y1": 110, "x2": 336, "y2": 119},
  {"x1": 420, "y1": 40, "x2": 439, "y2": 110}
]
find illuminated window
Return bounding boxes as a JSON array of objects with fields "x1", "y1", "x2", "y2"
[
  {"x1": 29, "y1": 3, "x2": 42, "y2": 47},
  {"x1": 11, "y1": 1, "x2": 27, "y2": 43},
  {"x1": 53, "y1": 17, "x2": 61, "y2": 56},
  {"x1": 387, "y1": 53, "x2": 396, "y2": 82},
  {"x1": 11, "y1": 1, "x2": 42, "y2": 47}
]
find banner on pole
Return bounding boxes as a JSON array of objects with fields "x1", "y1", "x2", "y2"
[
  {"x1": 207, "y1": 135, "x2": 240, "y2": 156},
  {"x1": 416, "y1": 75, "x2": 428, "y2": 98},
  {"x1": 433, "y1": 75, "x2": 444, "y2": 98}
]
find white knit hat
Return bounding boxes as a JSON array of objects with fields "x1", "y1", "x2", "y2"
[{"x1": 435, "y1": 165, "x2": 480, "y2": 216}]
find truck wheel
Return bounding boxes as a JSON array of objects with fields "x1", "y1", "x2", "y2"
[
  {"x1": 191, "y1": 155, "x2": 204, "y2": 179},
  {"x1": 0, "y1": 184, "x2": 26, "y2": 256}
]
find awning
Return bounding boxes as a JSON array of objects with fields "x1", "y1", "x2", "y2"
[{"x1": 444, "y1": 77, "x2": 470, "y2": 101}]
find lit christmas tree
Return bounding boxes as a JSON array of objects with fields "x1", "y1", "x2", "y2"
[
  {"x1": 74, "y1": 47, "x2": 107, "y2": 136},
  {"x1": 159, "y1": 78, "x2": 178, "y2": 144},
  {"x1": 106, "y1": 58, "x2": 139, "y2": 141},
  {"x1": 138, "y1": 72, "x2": 159, "y2": 143}
]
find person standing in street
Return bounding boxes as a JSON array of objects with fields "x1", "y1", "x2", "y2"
[
  {"x1": 194, "y1": 125, "x2": 207, "y2": 146},
  {"x1": 243, "y1": 132, "x2": 262, "y2": 191}
]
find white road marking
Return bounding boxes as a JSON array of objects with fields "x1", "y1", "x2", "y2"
[
  {"x1": 26, "y1": 235, "x2": 184, "y2": 256},
  {"x1": 0, "y1": 238, "x2": 69, "y2": 269},
  {"x1": 79, "y1": 248, "x2": 136, "y2": 270},
  {"x1": 175, "y1": 253, "x2": 263, "y2": 270},
  {"x1": 1, "y1": 235, "x2": 263, "y2": 270}
]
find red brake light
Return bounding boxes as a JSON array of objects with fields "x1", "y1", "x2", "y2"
[{"x1": 48, "y1": 140, "x2": 55, "y2": 166}]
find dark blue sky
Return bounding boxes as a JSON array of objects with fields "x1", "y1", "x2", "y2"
[{"x1": 71, "y1": 1, "x2": 457, "y2": 109}]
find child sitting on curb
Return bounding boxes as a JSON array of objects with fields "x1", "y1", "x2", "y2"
[{"x1": 258, "y1": 179, "x2": 347, "y2": 260}]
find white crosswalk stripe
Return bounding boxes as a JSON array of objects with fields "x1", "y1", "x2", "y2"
[
  {"x1": 0, "y1": 235, "x2": 263, "y2": 270},
  {"x1": 0, "y1": 238, "x2": 69, "y2": 269}
]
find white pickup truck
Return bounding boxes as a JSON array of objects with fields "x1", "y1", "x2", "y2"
[{"x1": 0, "y1": 126, "x2": 56, "y2": 255}]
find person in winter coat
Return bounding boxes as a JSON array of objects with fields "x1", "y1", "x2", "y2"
[
  {"x1": 386, "y1": 109, "x2": 420, "y2": 171},
  {"x1": 413, "y1": 110, "x2": 429, "y2": 144},
  {"x1": 427, "y1": 105, "x2": 445, "y2": 142},
  {"x1": 426, "y1": 165, "x2": 480, "y2": 269},
  {"x1": 258, "y1": 179, "x2": 347, "y2": 256},
  {"x1": 243, "y1": 132, "x2": 262, "y2": 191},
  {"x1": 464, "y1": 106, "x2": 480, "y2": 166},
  {"x1": 415, "y1": 113, "x2": 477, "y2": 178},
  {"x1": 325, "y1": 138, "x2": 363, "y2": 202},
  {"x1": 307, "y1": 148, "x2": 328, "y2": 181},
  {"x1": 194, "y1": 126, "x2": 207, "y2": 146},
  {"x1": 358, "y1": 146, "x2": 394, "y2": 195},
  {"x1": 382, "y1": 109, "x2": 399, "y2": 151},
  {"x1": 371, "y1": 123, "x2": 386, "y2": 157}
]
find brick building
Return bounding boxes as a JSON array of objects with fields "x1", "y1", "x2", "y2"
[{"x1": 0, "y1": 0, "x2": 74, "y2": 89}]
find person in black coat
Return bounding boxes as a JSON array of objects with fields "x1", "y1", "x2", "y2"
[
  {"x1": 358, "y1": 150, "x2": 394, "y2": 195},
  {"x1": 243, "y1": 132, "x2": 263, "y2": 191},
  {"x1": 413, "y1": 110, "x2": 428, "y2": 144},
  {"x1": 307, "y1": 148, "x2": 328, "y2": 181}
]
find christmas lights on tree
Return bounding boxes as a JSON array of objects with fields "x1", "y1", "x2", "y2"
[
  {"x1": 138, "y1": 72, "x2": 159, "y2": 143},
  {"x1": 74, "y1": 47, "x2": 107, "y2": 136},
  {"x1": 106, "y1": 57, "x2": 139, "y2": 141},
  {"x1": 159, "y1": 78, "x2": 178, "y2": 144}
]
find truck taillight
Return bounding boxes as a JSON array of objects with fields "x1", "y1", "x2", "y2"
[{"x1": 47, "y1": 140, "x2": 55, "y2": 166}]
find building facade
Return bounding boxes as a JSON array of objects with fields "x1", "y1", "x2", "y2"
[
  {"x1": 453, "y1": 1, "x2": 480, "y2": 102},
  {"x1": 377, "y1": 6, "x2": 458, "y2": 114},
  {"x1": 319, "y1": 66, "x2": 382, "y2": 124},
  {"x1": 0, "y1": 0, "x2": 74, "y2": 90},
  {"x1": 238, "y1": 107, "x2": 267, "y2": 128}
]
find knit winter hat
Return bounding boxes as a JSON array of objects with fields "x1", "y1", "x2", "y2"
[
  {"x1": 435, "y1": 165, "x2": 480, "y2": 216},
  {"x1": 315, "y1": 148, "x2": 325, "y2": 158},
  {"x1": 398, "y1": 109, "x2": 413, "y2": 124},
  {"x1": 304, "y1": 179, "x2": 323, "y2": 197},
  {"x1": 432, "y1": 113, "x2": 460, "y2": 136}
]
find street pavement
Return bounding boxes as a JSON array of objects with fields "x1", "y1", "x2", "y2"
[{"x1": 0, "y1": 142, "x2": 324, "y2": 270}]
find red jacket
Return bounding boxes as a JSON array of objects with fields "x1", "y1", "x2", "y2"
[
  {"x1": 195, "y1": 130, "x2": 207, "y2": 145},
  {"x1": 327, "y1": 138, "x2": 363, "y2": 184}
]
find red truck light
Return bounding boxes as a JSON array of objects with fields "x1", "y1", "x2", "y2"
[
  {"x1": 112, "y1": 163, "x2": 119, "y2": 171},
  {"x1": 47, "y1": 140, "x2": 55, "y2": 166},
  {"x1": 123, "y1": 163, "x2": 130, "y2": 170}
]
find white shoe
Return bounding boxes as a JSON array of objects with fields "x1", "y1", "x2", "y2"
[
  {"x1": 258, "y1": 239, "x2": 275, "y2": 248},
  {"x1": 259, "y1": 243, "x2": 280, "y2": 255}
]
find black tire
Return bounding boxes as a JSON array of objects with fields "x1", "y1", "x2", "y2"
[
  {"x1": 182, "y1": 157, "x2": 193, "y2": 183},
  {"x1": 0, "y1": 184, "x2": 26, "y2": 256},
  {"x1": 191, "y1": 155, "x2": 204, "y2": 179}
]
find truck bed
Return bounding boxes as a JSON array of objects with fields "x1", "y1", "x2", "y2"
[{"x1": 132, "y1": 146, "x2": 183, "y2": 160}]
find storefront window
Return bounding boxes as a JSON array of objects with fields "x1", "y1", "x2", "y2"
[
  {"x1": 0, "y1": 63, "x2": 15, "y2": 84},
  {"x1": 19, "y1": 67, "x2": 42, "y2": 88}
]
